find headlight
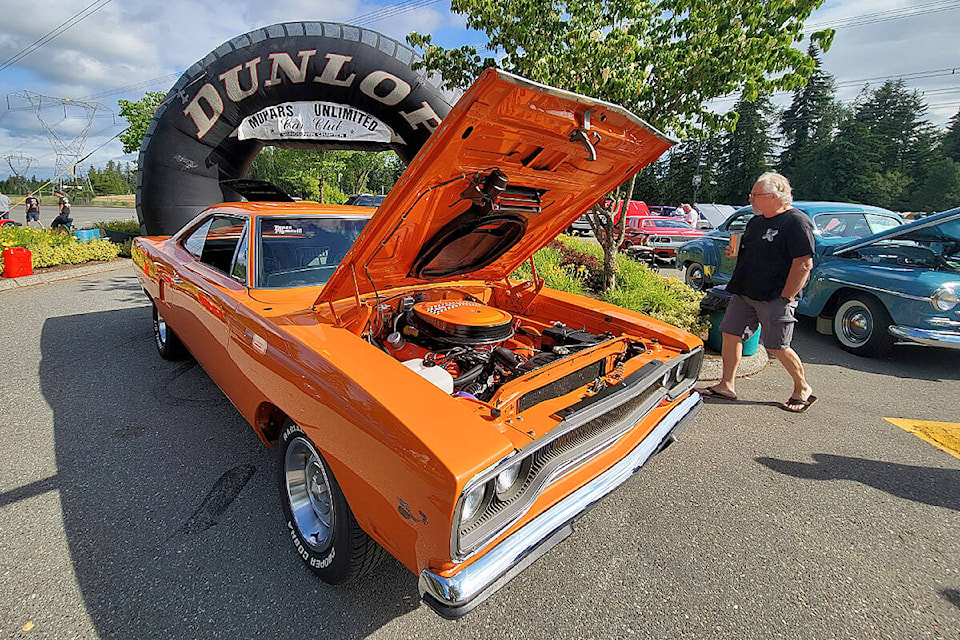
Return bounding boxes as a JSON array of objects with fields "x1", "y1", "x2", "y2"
[
  {"x1": 495, "y1": 462, "x2": 522, "y2": 496},
  {"x1": 461, "y1": 484, "x2": 486, "y2": 522},
  {"x1": 931, "y1": 287, "x2": 958, "y2": 311}
]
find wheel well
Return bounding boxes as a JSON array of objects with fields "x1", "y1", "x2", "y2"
[
  {"x1": 820, "y1": 287, "x2": 887, "y2": 318},
  {"x1": 254, "y1": 402, "x2": 289, "y2": 446}
]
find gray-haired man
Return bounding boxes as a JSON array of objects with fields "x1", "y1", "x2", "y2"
[{"x1": 698, "y1": 172, "x2": 817, "y2": 413}]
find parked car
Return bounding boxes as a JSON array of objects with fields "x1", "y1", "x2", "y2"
[
  {"x1": 566, "y1": 212, "x2": 593, "y2": 235},
  {"x1": 344, "y1": 193, "x2": 386, "y2": 207},
  {"x1": 622, "y1": 216, "x2": 705, "y2": 263},
  {"x1": 693, "y1": 203, "x2": 737, "y2": 229},
  {"x1": 677, "y1": 202, "x2": 960, "y2": 355},
  {"x1": 133, "y1": 69, "x2": 703, "y2": 617},
  {"x1": 647, "y1": 205, "x2": 677, "y2": 217},
  {"x1": 566, "y1": 201, "x2": 651, "y2": 236}
]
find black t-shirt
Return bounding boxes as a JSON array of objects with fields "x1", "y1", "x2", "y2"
[
  {"x1": 58, "y1": 195, "x2": 71, "y2": 213},
  {"x1": 726, "y1": 207, "x2": 815, "y2": 301},
  {"x1": 25, "y1": 196, "x2": 39, "y2": 212}
]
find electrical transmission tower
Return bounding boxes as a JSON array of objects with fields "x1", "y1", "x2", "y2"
[
  {"x1": 16, "y1": 91, "x2": 107, "y2": 187},
  {"x1": 4, "y1": 152, "x2": 37, "y2": 178}
]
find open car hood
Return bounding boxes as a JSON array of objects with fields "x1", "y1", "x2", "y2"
[
  {"x1": 315, "y1": 69, "x2": 674, "y2": 306},
  {"x1": 833, "y1": 207, "x2": 960, "y2": 256}
]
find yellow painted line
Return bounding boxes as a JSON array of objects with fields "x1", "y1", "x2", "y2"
[{"x1": 884, "y1": 418, "x2": 960, "y2": 460}]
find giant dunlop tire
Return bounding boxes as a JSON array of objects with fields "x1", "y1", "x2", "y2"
[{"x1": 137, "y1": 22, "x2": 458, "y2": 236}]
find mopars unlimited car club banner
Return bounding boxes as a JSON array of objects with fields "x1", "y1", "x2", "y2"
[{"x1": 237, "y1": 101, "x2": 393, "y2": 142}]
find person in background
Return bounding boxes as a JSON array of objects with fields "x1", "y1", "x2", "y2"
[
  {"x1": 51, "y1": 189, "x2": 73, "y2": 230},
  {"x1": 683, "y1": 203, "x2": 699, "y2": 228},
  {"x1": 0, "y1": 189, "x2": 10, "y2": 220},
  {"x1": 696, "y1": 171, "x2": 818, "y2": 413},
  {"x1": 24, "y1": 191, "x2": 43, "y2": 228}
]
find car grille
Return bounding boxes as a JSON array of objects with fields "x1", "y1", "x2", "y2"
[{"x1": 454, "y1": 348, "x2": 703, "y2": 559}]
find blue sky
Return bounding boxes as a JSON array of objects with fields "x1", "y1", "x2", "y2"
[{"x1": 0, "y1": 0, "x2": 958, "y2": 180}]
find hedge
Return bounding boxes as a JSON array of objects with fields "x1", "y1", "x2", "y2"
[{"x1": 0, "y1": 226, "x2": 120, "y2": 272}]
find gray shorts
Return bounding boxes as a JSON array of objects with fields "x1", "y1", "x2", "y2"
[
  {"x1": 719, "y1": 294, "x2": 799, "y2": 351},
  {"x1": 26, "y1": 210, "x2": 40, "y2": 222}
]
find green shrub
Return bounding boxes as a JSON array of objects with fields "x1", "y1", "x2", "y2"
[
  {"x1": 92, "y1": 219, "x2": 141, "y2": 234},
  {"x1": 0, "y1": 226, "x2": 120, "y2": 271},
  {"x1": 512, "y1": 234, "x2": 707, "y2": 335}
]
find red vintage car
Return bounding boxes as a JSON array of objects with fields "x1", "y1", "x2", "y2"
[
  {"x1": 622, "y1": 216, "x2": 705, "y2": 263},
  {"x1": 132, "y1": 69, "x2": 704, "y2": 618}
]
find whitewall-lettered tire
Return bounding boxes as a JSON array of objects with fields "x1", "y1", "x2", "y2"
[
  {"x1": 152, "y1": 303, "x2": 187, "y2": 361},
  {"x1": 278, "y1": 420, "x2": 384, "y2": 584}
]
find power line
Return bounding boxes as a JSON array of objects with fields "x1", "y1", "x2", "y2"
[
  {"x1": 349, "y1": 0, "x2": 443, "y2": 26},
  {"x1": 807, "y1": 0, "x2": 960, "y2": 31},
  {"x1": 0, "y1": 0, "x2": 115, "y2": 73}
]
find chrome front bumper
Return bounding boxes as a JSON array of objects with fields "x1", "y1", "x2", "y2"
[
  {"x1": 418, "y1": 392, "x2": 703, "y2": 618},
  {"x1": 889, "y1": 325, "x2": 960, "y2": 349}
]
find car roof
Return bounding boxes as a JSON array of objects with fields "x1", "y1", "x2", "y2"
[
  {"x1": 203, "y1": 201, "x2": 378, "y2": 217},
  {"x1": 733, "y1": 201, "x2": 900, "y2": 216}
]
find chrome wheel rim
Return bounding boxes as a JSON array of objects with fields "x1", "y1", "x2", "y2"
[
  {"x1": 839, "y1": 304, "x2": 872, "y2": 346},
  {"x1": 284, "y1": 436, "x2": 334, "y2": 552},
  {"x1": 687, "y1": 265, "x2": 705, "y2": 290},
  {"x1": 155, "y1": 313, "x2": 167, "y2": 346}
]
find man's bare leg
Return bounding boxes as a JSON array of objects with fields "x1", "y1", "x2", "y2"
[{"x1": 767, "y1": 347, "x2": 813, "y2": 402}]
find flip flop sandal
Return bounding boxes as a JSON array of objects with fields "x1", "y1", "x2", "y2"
[
  {"x1": 780, "y1": 395, "x2": 818, "y2": 413},
  {"x1": 697, "y1": 385, "x2": 738, "y2": 401}
]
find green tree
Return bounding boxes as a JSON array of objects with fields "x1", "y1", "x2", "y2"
[
  {"x1": 118, "y1": 92, "x2": 165, "y2": 154},
  {"x1": 778, "y1": 43, "x2": 843, "y2": 197},
  {"x1": 715, "y1": 92, "x2": 776, "y2": 205},
  {"x1": 939, "y1": 108, "x2": 960, "y2": 162},
  {"x1": 821, "y1": 80, "x2": 937, "y2": 209},
  {"x1": 408, "y1": 0, "x2": 833, "y2": 289}
]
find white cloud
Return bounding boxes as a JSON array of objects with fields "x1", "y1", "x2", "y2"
[{"x1": 2, "y1": 0, "x2": 958, "y2": 179}]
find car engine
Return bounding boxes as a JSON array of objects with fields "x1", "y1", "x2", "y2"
[{"x1": 371, "y1": 293, "x2": 623, "y2": 402}]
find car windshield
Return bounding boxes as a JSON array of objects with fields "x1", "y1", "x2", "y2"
[
  {"x1": 348, "y1": 194, "x2": 385, "y2": 207},
  {"x1": 645, "y1": 219, "x2": 693, "y2": 229},
  {"x1": 813, "y1": 212, "x2": 901, "y2": 239},
  {"x1": 257, "y1": 216, "x2": 368, "y2": 288}
]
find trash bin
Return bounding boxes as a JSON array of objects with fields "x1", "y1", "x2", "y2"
[
  {"x1": 2, "y1": 247, "x2": 33, "y2": 278},
  {"x1": 72, "y1": 229, "x2": 101, "y2": 243},
  {"x1": 700, "y1": 285, "x2": 761, "y2": 356}
]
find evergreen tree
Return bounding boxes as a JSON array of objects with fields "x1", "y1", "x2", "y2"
[
  {"x1": 777, "y1": 43, "x2": 844, "y2": 198},
  {"x1": 823, "y1": 80, "x2": 937, "y2": 209},
  {"x1": 716, "y1": 93, "x2": 776, "y2": 205},
  {"x1": 941, "y1": 108, "x2": 960, "y2": 162}
]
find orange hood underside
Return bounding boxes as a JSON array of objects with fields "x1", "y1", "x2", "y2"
[{"x1": 315, "y1": 69, "x2": 674, "y2": 306}]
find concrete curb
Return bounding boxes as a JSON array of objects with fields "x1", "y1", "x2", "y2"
[
  {"x1": 697, "y1": 345, "x2": 768, "y2": 382},
  {"x1": 0, "y1": 259, "x2": 134, "y2": 292}
]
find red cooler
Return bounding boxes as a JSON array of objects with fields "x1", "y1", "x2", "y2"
[{"x1": 2, "y1": 247, "x2": 33, "y2": 278}]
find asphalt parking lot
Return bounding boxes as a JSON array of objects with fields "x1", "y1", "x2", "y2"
[{"x1": 1, "y1": 265, "x2": 958, "y2": 639}]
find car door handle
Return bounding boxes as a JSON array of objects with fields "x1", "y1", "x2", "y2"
[{"x1": 170, "y1": 277, "x2": 185, "y2": 285}]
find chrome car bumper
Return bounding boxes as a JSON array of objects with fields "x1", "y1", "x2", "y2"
[
  {"x1": 418, "y1": 392, "x2": 702, "y2": 618},
  {"x1": 889, "y1": 325, "x2": 960, "y2": 349}
]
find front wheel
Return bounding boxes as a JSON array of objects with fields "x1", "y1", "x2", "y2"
[
  {"x1": 832, "y1": 295, "x2": 895, "y2": 357},
  {"x1": 278, "y1": 422, "x2": 384, "y2": 584},
  {"x1": 152, "y1": 303, "x2": 187, "y2": 360},
  {"x1": 684, "y1": 262, "x2": 709, "y2": 291}
]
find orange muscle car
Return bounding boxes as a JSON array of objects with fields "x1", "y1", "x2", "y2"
[{"x1": 133, "y1": 69, "x2": 704, "y2": 618}]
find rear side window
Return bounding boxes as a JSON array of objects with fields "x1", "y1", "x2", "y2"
[{"x1": 181, "y1": 215, "x2": 248, "y2": 276}]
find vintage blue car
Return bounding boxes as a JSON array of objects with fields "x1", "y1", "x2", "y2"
[{"x1": 677, "y1": 202, "x2": 960, "y2": 356}]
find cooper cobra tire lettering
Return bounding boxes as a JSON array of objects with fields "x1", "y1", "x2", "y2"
[
  {"x1": 137, "y1": 22, "x2": 458, "y2": 236},
  {"x1": 277, "y1": 420, "x2": 385, "y2": 584}
]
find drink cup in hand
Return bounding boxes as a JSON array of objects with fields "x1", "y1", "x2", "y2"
[{"x1": 727, "y1": 233, "x2": 740, "y2": 258}]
